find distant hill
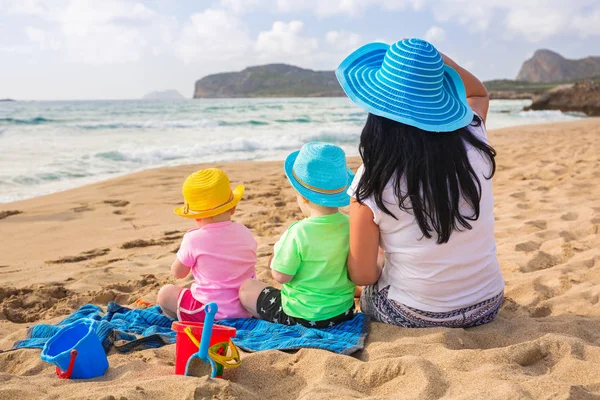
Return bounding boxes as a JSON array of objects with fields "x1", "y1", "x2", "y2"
[
  {"x1": 193, "y1": 64, "x2": 344, "y2": 98},
  {"x1": 516, "y1": 50, "x2": 600, "y2": 83},
  {"x1": 191, "y1": 57, "x2": 600, "y2": 99},
  {"x1": 143, "y1": 90, "x2": 185, "y2": 100},
  {"x1": 0, "y1": 98, "x2": 15, "y2": 102}
]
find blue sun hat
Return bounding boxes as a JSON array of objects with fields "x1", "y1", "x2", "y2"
[
  {"x1": 335, "y1": 38, "x2": 473, "y2": 133},
  {"x1": 284, "y1": 142, "x2": 354, "y2": 207}
]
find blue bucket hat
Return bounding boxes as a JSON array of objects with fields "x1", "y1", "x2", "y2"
[
  {"x1": 335, "y1": 38, "x2": 473, "y2": 133},
  {"x1": 284, "y1": 142, "x2": 354, "y2": 207}
]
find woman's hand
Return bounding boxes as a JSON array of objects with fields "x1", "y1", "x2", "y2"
[
  {"x1": 440, "y1": 52, "x2": 490, "y2": 124},
  {"x1": 347, "y1": 198, "x2": 382, "y2": 286}
]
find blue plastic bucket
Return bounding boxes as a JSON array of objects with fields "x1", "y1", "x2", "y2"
[{"x1": 41, "y1": 319, "x2": 108, "y2": 379}]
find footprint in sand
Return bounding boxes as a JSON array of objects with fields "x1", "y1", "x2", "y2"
[
  {"x1": 0, "y1": 210, "x2": 22, "y2": 220},
  {"x1": 509, "y1": 342, "x2": 549, "y2": 372},
  {"x1": 561, "y1": 212, "x2": 578, "y2": 221},
  {"x1": 529, "y1": 305, "x2": 552, "y2": 318},
  {"x1": 510, "y1": 192, "x2": 526, "y2": 199},
  {"x1": 526, "y1": 220, "x2": 547, "y2": 230},
  {"x1": 121, "y1": 239, "x2": 161, "y2": 249},
  {"x1": 519, "y1": 251, "x2": 558, "y2": 273},
  {"x1": 72, "y1": 204, "x2": 93, "y2": 213},
  {"x1": 0, "y1": 284, "x2": 71, "y2": 323},
  {"x1": 121, "y1": 231, "x2": 181, "y2": 250},
  {"x1": 47, "y1": 248, "x2": 110, "y2": 264},
  {"x1": 517, "y1": 203, "x2": 530, "y2": 210},
  {"x1": 559, "y1": 231, "x2": 577, "y2": 242},
  {"x1": 515, "y1": 241, "x2": 540, "y2": 252},
  {"x1": 104, "y1": 200, "x2": 130, "y2": 207}
]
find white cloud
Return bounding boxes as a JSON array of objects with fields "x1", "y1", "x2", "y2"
[
  {"x1": 325, "y1": 30, "x2": 362, "y2": 51},
  {"x1": 274, "y1": 0, "x2": 422, "y2": 17},
  {"x1": 572, "y1": 10, "x2": 600, "y2": 38},
  {"x1": 175, "y1": 9, "x2": 252, "y2": 64},
  {"x1": 312, "y1": 0, "x2": 370, "y2": 17},
  {"x1": 255, "y1": 21, "x2": 319, "y2": 62},
  {"x1": 423, "y1": 26, "x2": 446, "y2": 44},
  {"x1": 429, "y1": 0, "x2": 600, "y2": 41},
  {"x1": 3, "y1": 0, "x2": 173, "y2": 64},
  {"x1": 25, "y1": 26, "x2": 61, "y2": 50},
  {"x1": 235, "y1": 0, "x2": 600, "y2": 42},
  {"x1": 25, "y1": 26, "x2": 46, "y2": 42},
  {"x1": 0, "y1": 0, "x2": 47, "y2": 15},
  {"x1": 57, "y1": 0, "x2": 161, "y2": 64},
  {"x1": 219, "y1": 0, "x2": 264, "y2": 13}
]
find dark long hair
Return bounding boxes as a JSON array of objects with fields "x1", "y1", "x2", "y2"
[{"x1": 355, "y1": 113, "x2": 496, "y2": 244}]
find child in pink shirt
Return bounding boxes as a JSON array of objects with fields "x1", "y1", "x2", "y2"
[{"x1": 157, "y1": 168, "x2": 257, "y2": 321}]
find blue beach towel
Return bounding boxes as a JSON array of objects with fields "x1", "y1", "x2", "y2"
[
  {"x1": 11, "y1": 302, "x2": 176, "y2": 353},
  {"x1": 220, "y1": 313, "x2": 368, "y2": 355},
  {"x1": 10, "y1": 303, "x2": 369, "y2": 356}
]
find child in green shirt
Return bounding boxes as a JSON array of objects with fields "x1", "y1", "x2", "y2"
[{"x1": 239, "y1": 142, "x2": 356, "y2": 328}]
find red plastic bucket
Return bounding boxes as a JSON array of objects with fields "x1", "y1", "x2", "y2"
[{"x1": 171, "y1": 321, "x2": 236, "y2": 375}]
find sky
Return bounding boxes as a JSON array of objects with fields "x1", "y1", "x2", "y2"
[{"x1": 1, "y1": 0, "x2": 599, "y2": 100}]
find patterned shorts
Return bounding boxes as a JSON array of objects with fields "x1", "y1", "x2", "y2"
[
  {"x1": 256, "y1": 286, "x2": 355, "y2": 328},
  {"x1": 360, "y1": 285, "x2": 503, "y2": 328}
]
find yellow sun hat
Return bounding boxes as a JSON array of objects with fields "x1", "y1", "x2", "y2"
[{"x1": 174, "y1": 168, "x2": 244, "y2": 219}]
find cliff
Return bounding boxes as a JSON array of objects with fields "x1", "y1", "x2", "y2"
[
  {"x1": 525, "y1": 80, "x2": 600, "y2": 116},
  {"x1": 516, "y1": 50, "x2": 600, "y2": 83},
  {"x1": 193, "y1": 64, "x2": 344, "y2": 98}
]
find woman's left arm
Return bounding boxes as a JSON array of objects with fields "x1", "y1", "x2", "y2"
[{"x1": 347, "y1": 198, "x2": 382, "y2": 286}]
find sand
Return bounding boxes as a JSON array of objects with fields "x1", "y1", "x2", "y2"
[{"x1": 1, "y1": 119, "x2": 600, "y2": 400}]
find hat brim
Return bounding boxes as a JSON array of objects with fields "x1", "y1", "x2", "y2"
[
  {"x1": 174, "y1": 185, "x2": 244, "y2": 219},
  {"x1": 335, "y1": 42, "x2": 474, "y2": 133},
  {"x1": 284, "y1": 151, "x2": 354, "y2": 208}
]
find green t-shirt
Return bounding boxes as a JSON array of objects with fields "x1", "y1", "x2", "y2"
[{"x1": 271, "y1": 212, "x2": 356, "y2": 321}]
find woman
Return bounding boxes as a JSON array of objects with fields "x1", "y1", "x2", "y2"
[{"x1": 336, "y1": 38, "x2": 504, "y2": 328}]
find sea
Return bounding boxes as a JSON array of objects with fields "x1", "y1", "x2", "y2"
[{"x1": 0, "y1": 98, "x2": 586, "y2": 203}]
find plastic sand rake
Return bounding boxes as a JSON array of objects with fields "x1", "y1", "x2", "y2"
[{"x1": 183, "y1": 302, "x2": 241, "y2": 378}]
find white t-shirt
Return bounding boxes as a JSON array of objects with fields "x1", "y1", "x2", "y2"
[{"x1": 348, "y1": 122, "x2": 504, "y2": 312}]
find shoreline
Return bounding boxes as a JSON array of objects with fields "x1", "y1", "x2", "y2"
[
  {"x1": 1, "y1": 118, "x2": 596, "y2": 207},
  {"x1": 1, "y1": 118, "x2": 600, "y2": 399}
]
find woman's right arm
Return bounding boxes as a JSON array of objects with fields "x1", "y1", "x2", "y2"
[
  {"x1": 347, "y1": 198, "x2": 382, "y2": 286},
  {"x1": 441, "y1": 53, "x2": 490, "y2": 124}
]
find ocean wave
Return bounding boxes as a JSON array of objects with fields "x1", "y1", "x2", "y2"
[
  {"x1": 9, "y1": 171, "x2": 95, "y2": 185},
  {"x1": 0, "y1": 116, "x2": 54, "y2": 125},
  {"x1": 275, "y1": 117, "x2": 311, "y2": 123},
  {"x1": 514, "y1": 110, "x2": 583, "y2": 119},
  {"x1": 219, "y1": 120, "x2": 270, "y2": 126},
  {"x1": 74, "y1": 119, "x2": 219, "y2": 130},
  {"x1": 94, "y1": 131, "x2": 359, "y2": 164},
  {"x1": 304, "y1": 131, "x2": 360, "y2": 143}
]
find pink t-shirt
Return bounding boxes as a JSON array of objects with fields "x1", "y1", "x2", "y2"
[{"x1": 177, "y1": 221, "x2": 257, "y2": 319}]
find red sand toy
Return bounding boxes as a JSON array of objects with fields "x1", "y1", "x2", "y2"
[{"x1": 171, "y1": 303, "x2": 240, "y2": 378}]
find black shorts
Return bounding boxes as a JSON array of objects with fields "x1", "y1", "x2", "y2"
[{"x1": 256, "y1": 286, "x2": 355, "y2": 328}]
